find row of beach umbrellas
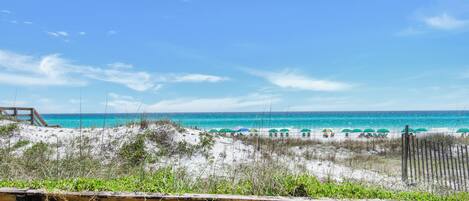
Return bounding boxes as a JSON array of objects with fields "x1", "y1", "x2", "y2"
[
  {"x1": 208, "y1": 127, "x2": 469, "y2": 135},
  {"x1": 206, "y1": 128, "x2": 395, "y2": 134}
]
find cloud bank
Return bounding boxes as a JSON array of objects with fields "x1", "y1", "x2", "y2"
[{"x1": 247, "y1": 68, "x2": 351, "y2": 91}]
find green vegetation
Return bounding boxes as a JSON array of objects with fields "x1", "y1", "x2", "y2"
[
  {"x1": 12, "y1": 139, "x2": 30, "y2": 149},
  {"x1": 1, "y1": 120, "x2": 467, "y2": 200},
  {"x1": 119, "y1": 134, "x2": 147, "y2": 167},
  {"x1": 0, "y1": 123, "x2": 18, "y2": 137},
  {"x1": 0, "y1": 167, "x2": 467, "y2": 201}
]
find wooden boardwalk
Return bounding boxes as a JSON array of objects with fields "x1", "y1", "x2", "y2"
[{"x1": 0, "y1": 107, "x2": 58, "y2": 127}]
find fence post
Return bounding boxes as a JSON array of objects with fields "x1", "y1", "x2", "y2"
[
  {"x1": 416, "y1": 138, "x2": 421, "y2": 183},
  {"x1": 449, "y1": 144, "x2": 457, "y2": 191},
  {"x1": 402, "y1": 125, "x2": 409, "y2": 183}
]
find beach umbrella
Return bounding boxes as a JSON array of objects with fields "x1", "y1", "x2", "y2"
[
  {"x1": 280, "y1": 128, "x2": 289, "y2": 133},
  {"x1": 414, "y1": 128, "x2": 428, "y2": 133},
  {"x1": 237, "y1": 128, "x2": 250, "y2": 132},
  {"x1": 341, "y1": 129, "x2": 352, "y2": 133},
  {"x1": 300, "y1": 128, "x2": 311, "y2": 137},
  {"x1": 249, "y1": 128, "x2": 259, "y2": 136},
  {"x1": 401, "y1": 128, "x2": 415, "y2": 133},
  {"x1": 363, "y1": 128, "x2": 375, "y2": 133},
  {"x1": 457, "y1": 128, "x2": 469, "y2": 133},
  {"x1": 352, "y1": 129, "x2": 363, "y2": 133},
  {"x1": 269, "y1": 129, "x2": 278, "y2": 133},
  {"x1": 219, "y1": 128, "x2": 234, "y2": 133},
  {"x1": 322, "y1": 128, "x2": 333, "y2": 132},
  {"x1": 208, "y1": 129, "x2": 218, "y2": 133},
  {"x1": 377, "y1": 128, "x2": 390, "y2": 133}
]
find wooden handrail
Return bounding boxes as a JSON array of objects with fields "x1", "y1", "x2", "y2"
[{"x1": 0, "y1": 107, "x2": 56, "y2": 127}]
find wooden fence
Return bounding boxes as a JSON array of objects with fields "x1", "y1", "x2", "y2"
[
  {"x1": 402, "y1": 125, "x2": 469, "y2": 192},
  {"x1": 0, "y1": 107, "x2": 57, "y2": 127}
]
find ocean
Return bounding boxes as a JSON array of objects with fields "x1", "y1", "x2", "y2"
[{"x1": 42, "y1": 111, "x2": 469, "y2": 130}]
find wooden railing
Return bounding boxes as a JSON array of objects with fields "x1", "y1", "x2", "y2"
[{"x1": 0, "y1": 107, "x2": 58, "y2": 127}]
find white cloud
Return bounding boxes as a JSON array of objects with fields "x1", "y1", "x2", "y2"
[
  {"x1": 107, "y1": 62, "x2": 133, "y2": 69},
  {"x1": 78, "y1": 31, "x2": 86, "y2": 35},
  {"x1": 247, "y1": 68, "x2": 351, "y2": 91},
  {"x1": 107, "y1": 30, "x2": 117, "y2": 35},
  {"x1": 46, "y1": 31, "x2": 68, "y2": 37},
  {"x1": 0, "y1": 49, "x2": 155, "y2": 91},
  {"x1": 23, "y1": 21, "x2": 32, "y2": 24},
  {"x1": 173, "y1": 74, "x2": 228, "y2": 83},
  {"x1": 107, "y1": 93, "x2": 279, "y2": 112},
  {"x1": 0, "y1": 50, "x2": 227, "y2": 91},
  {"x1": 57, "y1": 31, "x2": 68, "y2": 36},
  {"x1": 0, "y1": 10, "x2": 11, "y2": 14},
  {"x1": 423, "y1": 13, "x2": 468, "y2": 30}
]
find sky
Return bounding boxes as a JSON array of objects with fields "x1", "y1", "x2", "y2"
[{"x1": 1, "y1": 0, "x2": 469, "y2": 113}]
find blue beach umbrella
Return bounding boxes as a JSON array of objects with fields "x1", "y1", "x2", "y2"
[{"x1": 238, "y1": 128, "x2": 250, "y2": 132}]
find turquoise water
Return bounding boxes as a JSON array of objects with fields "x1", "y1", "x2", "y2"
[{"x1": 42, "y1": 111, "x2": 469, "y2": 129}]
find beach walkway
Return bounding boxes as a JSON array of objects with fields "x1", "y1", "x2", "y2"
[{"x1": 0, "y1": 107, "x2": 57, "y2": 127}]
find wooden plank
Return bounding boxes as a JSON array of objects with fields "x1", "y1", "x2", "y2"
[
  {"x1": 33, "y1": 109, "x2": 48, "y2": 127},
  {"x1": 0, "y1": 107, "x2": 34, "y2": 111},
  {"x1": 0, "y1": 189, "x2": 314, "y2": 201}
]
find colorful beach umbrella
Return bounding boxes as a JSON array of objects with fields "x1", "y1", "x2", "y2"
[
  {"x1": 377, "y1": 128, "x2": 390, "y2": 133},
  {"x1": 363, "y1": 128, "x2": 375, "y2": 133},
  {"x1": 352, "y1": 129, "x2": 363, "y2": 133},
  {"x1": 341, "y1": 128, "x2": 352, "y2": 133}
]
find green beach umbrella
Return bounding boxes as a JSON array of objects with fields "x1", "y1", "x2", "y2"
[
  {"x1": 352, "y1": 129, "x2": 363, "y2": 133},
  {"x1": 363, "y1": 128, "x2": 375, "y2": 133},
  {"x1": 250, "y1": 128, "x2": 258, "y2": 132},
  {"x1": 415, "y1": 128, "x2": 428, "y2": 133},
  {"x1": 208, "y1": 129, "x2": 218, "y2": 133},
  {"x1": 219, "y1": 128, "x2": 234, "y2": 133},
  {"x1": 457, "y1": 128, "x2": 469, "y2": 133},
  {"x1": 377, "y1": 128, "x2": 390, "y2": 133},
  {"x1": 401, "y1": 128, "x2": 415, "y2": 133},
  {"x1": 301, "y1": 128, "x2": 312, "y2": 132},
  {"x1": 280, "y1": 128, "x2": 289, "y2": 132},
  {"x1": 269, "y1": 129, "x2": 278, "y2": 133},
  {"x1": 341, "y1": 128, "x2": 352, "y2": 133}
]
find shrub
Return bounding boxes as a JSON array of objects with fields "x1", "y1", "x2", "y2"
[
  {"x1": 118, "y1": 134, "x2": 147, "y2": 167},
  {"x1": 0, "y1": 123, "x2": 18, "y2": 138}
]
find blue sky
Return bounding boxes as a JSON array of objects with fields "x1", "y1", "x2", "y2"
[{"x1": 1, "y1": 0, "x2": 469, "y2": 113}]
